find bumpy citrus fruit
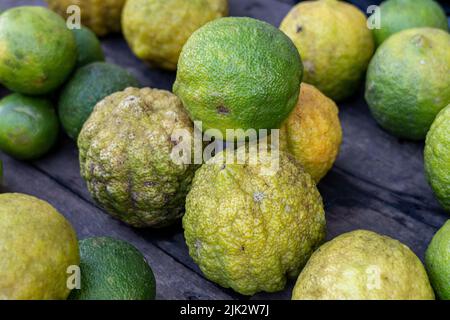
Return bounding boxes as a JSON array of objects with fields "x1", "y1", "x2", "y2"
[
  {"x1": 0, "y1": 193, "x2": 79, "y2": 300},
  {"x1": 122, "y1": 0, "x2": 228, "y2": 70},
  {"x1": 425, "y1": 105, "x2": 450, "y2": 212},
  {"x1": 69, "y1": 237, "x2": 156, "y2": 300},
  {"x1": 279, "y1": 83, "x2": 342, "y2": 182},
  {"x1": 58, "y1": 62, "x2": 139, "y2": 140},
  {"x1": 183, "y1": 146, "x2": 326, "y2": 295},
  {"x1": 78, "y1": 87, "x2": 197, "y2": 228},
  {"x1": 426, "y1": 220, "x2": 450, "y2": 300},
  {"x1": 46, "y1": 0, "x2": 126, "y2": 36},
  {"x1": 0, "y1": 6, "x2": 77, "y2": 95},
  {"x1": 365, "y1": 28, "x2": 450, "y2": 140},
  {"x1": 174, "y1": 17, "x2": 303, "y2": 141},
  {"x1": 0, "y1": 93, "x2": 59, "y2": 160},
  {"x1": 280, "y1": 0, "x2": 374, "y2": 101},
  {"x1": 370, "y1": 0, "x2": 448, "y2": 47},
  {"x1": 72, "y1": 26, "x2": 105, "y2": 67},
  {"x1": 292, "y1": 230, "x2": 435, "y2": 300}
]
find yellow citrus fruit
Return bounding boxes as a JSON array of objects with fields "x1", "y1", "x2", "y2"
[
  {"x1": 122, "y1": 0, "x2": 228, "y2": 70},
  {"x1": 279, "y1": 83, "x2": 342, "y2": 182},
  {"x1": 280, "y1": 0, "x2": 374, "y2": 101},
  {"x1": 46, "y1": 0, "x2": 126, "y2": 36}
]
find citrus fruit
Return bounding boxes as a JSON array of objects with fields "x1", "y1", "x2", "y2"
[
  {"x1": 0, "y1": 6, "x2": 77, "y2": 95},
  {"x1": 173, "y1": 17, "x2": 303, "y2": 141},
  {"x1": 370, "y1": 0, "x2": 448, "y2": 47},
  {"x1": 280, "y1": 0, "x2": 374, "y2": 101},
  {"x1": 425, "y1": 220, "x2": 450, "y2": 300},
  {"x1": 183, "y1": 146, "x2": 326, "y2": 295},
  {"x1": 425, "y1": 104, "x2": 450, "y2": 212},
  {"x1": 0, "y1": 93, "x2": 59, "y2": 160},
  {"x1": 69, "y1": 237, "x2": 156, "y2": 300},
  {"x1": 279, "y1": 83, "x2": 342, "y2": 182},
  {"x1": 365, "y1": 28, "x2": 450, "y2": 140},
  {"x1": 46, "y1": 0, "x2": 126, "y2": 36},
  {"x1": 292, "y1": 230, "x2": 435, "y2": 300},
  {"x1": 58, "y1": 62, "x2": 139, "y2": 140},
  {"x1": 78, "y1": 87, "x2": 197, "y2": 228},
  {"x1": 122, "y1": 0, "x2": 228, "y2": 70},
  {"x1": 72, "y1": 26, "x2": 105, "y2": 68},
  {"x1": 0, "y1": 193, "x2": 79, "y2": 300}
]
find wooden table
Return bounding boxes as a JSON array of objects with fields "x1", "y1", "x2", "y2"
[{"x1": 1, "y1": 0, "x2": 448, "y2": 300}]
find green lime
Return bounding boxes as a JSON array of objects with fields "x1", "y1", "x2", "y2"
[
  {"x1": 371, "y1": 0, "x2": 448, "y2": 47},
  {"x1": 58, "y1": 62, "x2": 139, "y2": 140},
  {"x1": 69, "y1": 237, "x2": 156, "y2": 300},
  {"x1": 425, "y1": 104, "x2": 450, "y2": 212},
  {"x1": 72, "y1": 26, "x2": 105, "y2": 68},
  {"x1": 365, "y1": 28, "x2": 450, "y2": 140},
  {"x1": 426, "y1": 220, "x2": 450, "y2": 300},
  {"x1": 0, "y1": 6, "x2": 77, "y2": 95},
  {"x1": 173, "y1": 17, "x2": 303, "y2": 141},
  {"x1": 0, "y1": 93, "x2": 59, "y2": 160}
]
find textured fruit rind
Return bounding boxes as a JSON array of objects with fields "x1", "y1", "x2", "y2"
[
  {"x1": 371, "y1": 0, "x2": 448, "y2": 47},
  {"x1": 0, "y1": 193, "x2": 79, "y2": 300},
  {"x1": 174, "y1": 17, "x2": 303, "y2": 140},
  {"x1": 183, "y1": 147, "x2": 326, "y2": 295},
  {"x1": 69, "y1": 237, "x2": 156, "y2": 300},
  {"x1": 424, "y1": 105, "x2": 450, "y2": 212},
  {"x1": 280, "y1": 0, "x2": 374, "y2": 101},
  {"x1": 292, "y1": 230, "x2": 435, "y2": 300},
  {"x1": 122, "y1": 0, "x2": 228, "y2": 70},
  {"x1": 46, "y1": 0, "x2": 126, "y2": 36},
  {"x1": 0, "y1": 6, "x2": 77, "y2": 95},
  {"x1": 78, "y1": 87, "x2": 197, "y2": 228},
  {"x1": 280, "y1": 83, "x2": 342, "y2": 182},
  {"x1": 425, "y1": 220, "x2": 450, "y2": 300},
  {"x1": 365, "y1": 28, "x2": 450, "y2": 140}
]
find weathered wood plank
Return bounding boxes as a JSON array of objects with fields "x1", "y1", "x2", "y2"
[{"x1": 0, "y1": 153, "x2": 235, "y2": 300}]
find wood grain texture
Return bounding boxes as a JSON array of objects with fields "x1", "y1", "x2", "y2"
[{"x1": 0, "y1": 0, "x2": 448, "y2": 300}]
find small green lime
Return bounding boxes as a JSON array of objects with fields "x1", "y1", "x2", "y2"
[
  {"x1": 426, "y1": 220, "x2": 450, "y2": 300},
  {"x1": 58, "y1": 62, "x2": 139, "y2": 140},
  {"x1": 0, "y1": 6, "x2": 77, "y2": 95},
  {"x1": 72, "y1": 26, "x2": 105, "y2": 68},
  {"x1": 425, "y1": 105, "x2": 450, "y2": 212},
  {"x1": 0, "y1": 93, "x2": 59, "y2": 160},
  {"x1": 371, "y1": 0, "x2": 448, "y2": 47},
  {"x1": 69, "y1": 237, "x2": 156, "y2": 300}
]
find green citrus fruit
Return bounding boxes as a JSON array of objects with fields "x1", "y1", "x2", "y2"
[
  {"x1": 58, "y1": 62, "x2": 139, "y2": 140},
  {"x1": 425, "y1": 104, "x2": 450, "y2": 212},
  {"x1": 122, "y1": 0, "x2": 228, "y2": 70},
  {"x1": 173, "y1": 17, "x2": 303, "y2": 141},
  {"x1": 292, "y1": 230, "x2": 435, "y2": 300},
  {"x1": 365, "y1": 28, "x2": 450, "y2": 140},
  {"x1": 0, "y1": 193, "x2": 79, "y2": 300},
  {"x1": 425, "y1": 220, "x2": 450, "y2": 300},
  {"x1": 78, "y1": 87, "x2": 197, "y2": 228},
  {"x1": 72, "y1": 26, "x2": 105, "y2": 68},
  {"x1": 183, "y1": 146, "x2": 326, "y2": 295},
  {"x1": 280, "y1": 0, "x2": 374, "y2": 101},
  {"x1": 46, "y1": 0, "x2": 126, "y2": 36},
  {"x1": 0, "y1": 93, "x2": 59, "y2": 160},
  {"x1": 370, "y1": 0, "x2": 448, "y2": 47},
  {"x1": 0, "y1": 6, "x2": 77, "y2": 95},
  {"x1": 279, "y1": 83, "x2": 342, "y2": 182},
  {"x1": 69, "y1": 237, "x2": 156, "y2": 300}
]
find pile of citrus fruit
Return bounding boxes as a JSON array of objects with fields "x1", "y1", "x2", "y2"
[{"x1": 0, "y1": 0, "x2": 448, "y2": 300}]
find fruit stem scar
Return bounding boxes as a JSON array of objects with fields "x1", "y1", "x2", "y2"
[
  {"x1": 296, "y1": 24, "x2": 303, "y2": 33},
  {"x1": 217, "y1": 105, "x2": 230, "y2": 115}
]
